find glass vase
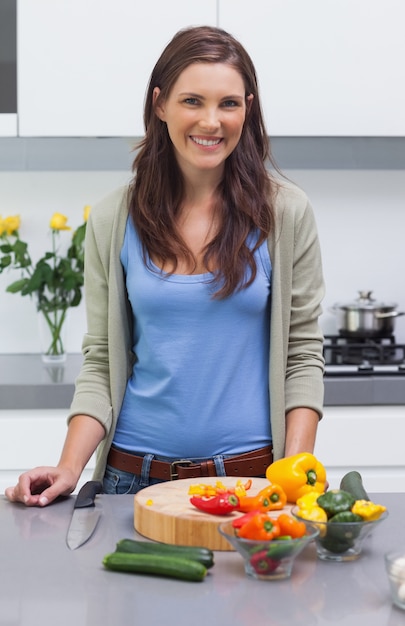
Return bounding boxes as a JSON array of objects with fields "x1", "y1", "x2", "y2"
[{"x1": 38, "y1": 307, "x2": 69, "y2": 364}]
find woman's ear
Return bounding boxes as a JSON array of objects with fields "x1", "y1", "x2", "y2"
[
  {"x1": 153, "y1": 87, "x2": 165, "y2": 121},
  {"x1": 246, "y1": 93, "x2": 254, "y2": 112}
]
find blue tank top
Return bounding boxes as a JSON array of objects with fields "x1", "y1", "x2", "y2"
[{"x1": 113, "y1": 218, "x2": 272, "y2": 458}]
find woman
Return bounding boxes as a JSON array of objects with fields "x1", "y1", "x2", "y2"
[{"x1": 6, "y1": 25, "x2": 324, "y2": 506}]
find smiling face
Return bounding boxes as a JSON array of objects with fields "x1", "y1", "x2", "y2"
[{"x1": 154, "y1": 63, "x2": 252, "y2": 181}]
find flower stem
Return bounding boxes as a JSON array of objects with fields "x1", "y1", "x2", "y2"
[{"x1": 40, "y1": 307, "x2": 67, "y2": 356}]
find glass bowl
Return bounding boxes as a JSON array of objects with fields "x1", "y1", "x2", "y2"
[
  {"x1": 292, "y1": 507, "x2": 389, "y2": 562},
  {"x1": 218, "y1": 520, "x2": 319, "y2": 580},
  {"x1": 385, "y1": 549, "x2": 405, "y2": 610}
]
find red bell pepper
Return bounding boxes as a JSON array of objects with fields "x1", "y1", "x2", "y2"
[
  {"x1": 190, "y1": 493, "x2": 240, "y2": 515},
  {"x1": 249, "y1": 550, "x2": 280, "y2": 575},
  {"x1": 232, "y1": 510, "x2": 260, "y2": 529}
]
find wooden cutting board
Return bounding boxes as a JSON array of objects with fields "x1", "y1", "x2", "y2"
[{"x1": 134, "y1": 476, "x2": 289, "y2": 551}]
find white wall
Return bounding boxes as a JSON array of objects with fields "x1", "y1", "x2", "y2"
[
  {"x1": 0, "y1": 171, "x2": 131, "y2": 353},
  {"x1": 1, "y1": 168, "x2": 405, "y2": 353},
  {"x1": 289, "y1": 169, "x2": 405, "y2": 341}
]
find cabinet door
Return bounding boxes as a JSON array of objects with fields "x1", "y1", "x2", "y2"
[
  {"x1": 314, "y1": 406, "x2": 405, "y2": 492},
  {"x1": 0, "y1": 114, "x2": 17, "y2": 136},
  {"x1": 17, "y1": 0, "x2": 217, "y2": 137},
  {"x1": 219, "y1": 0, "x2": 405, "y2": 136},
  {"x1": 0, "y1": 410, "x2": 95, "y2": 495}
]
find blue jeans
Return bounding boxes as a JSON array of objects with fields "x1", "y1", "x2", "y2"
[{"x1": 102, "y1": 451, "x2": 228, "y2": 495}]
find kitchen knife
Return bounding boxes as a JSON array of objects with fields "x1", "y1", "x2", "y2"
[{"x1": 66, "y1": 480, "x2": 103, "y2": 550}]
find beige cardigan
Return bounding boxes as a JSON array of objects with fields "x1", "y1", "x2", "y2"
[{"x1": 68, "y1": 181, "x2": 325, "y2": 480}]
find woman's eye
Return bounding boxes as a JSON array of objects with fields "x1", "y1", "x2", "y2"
[
  {"x1": 184, "y1": 97, "x2": 199, "y2": 105},
  {"x1": 222, "y1": 100, "x2": 239, "y2": 108}
]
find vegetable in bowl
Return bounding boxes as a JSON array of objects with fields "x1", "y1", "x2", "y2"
[
  {"x1": 292, "y1": 488, "x2": 388, "y2": 561},
  {"x1": 219, "y1": 512, "x2": 319, "y2": 580}
]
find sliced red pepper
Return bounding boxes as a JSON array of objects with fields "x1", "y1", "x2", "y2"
[
  {"x1": 223, "y1": 479, "x2": 253, "y2": 496},
  {"x1": 190, "y1": 493, "x2": 240, "y2": 515}
]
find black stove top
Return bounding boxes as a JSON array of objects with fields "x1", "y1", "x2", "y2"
[{"x1": 323, "y1": 334, "x2": 405, "y2": 376}]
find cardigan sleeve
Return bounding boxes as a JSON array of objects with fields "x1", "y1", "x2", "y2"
[
  {"x1": 67, "y1": 185, "x2": 134, "y2": 480},
  {"x1": 268, "y1": 182, "x2": 325, "y2": 460},
  {"x1": 67, "y1": 202, "x2": 114, "y2": 433},
  {"x1": 285, "y1": 196, "x2": 325, "y2": 415}
]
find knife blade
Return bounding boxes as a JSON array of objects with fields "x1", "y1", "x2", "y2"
[{"x1": 66, "y1": 480, "x2": 103, "y2": 550}]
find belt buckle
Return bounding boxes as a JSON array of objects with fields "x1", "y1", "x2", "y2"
[{"x1": 170, "y1": 459, "x2": 193, "y2": 480}]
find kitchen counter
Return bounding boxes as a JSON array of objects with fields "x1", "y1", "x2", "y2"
[
  {"x1": 323, "y1": 373, "x2": 405, "y2": 405},
  {"x1": 1, "y1": 354, "x2": 404, "y2": 409},
  {"x1": 0, "y1": 353, "x2": 82, "y2": 409},
  {"x1": 1, "y1": 492, "x2": 403, "y2": 626}
]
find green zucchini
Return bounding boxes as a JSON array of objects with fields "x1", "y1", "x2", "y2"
[
  {"x1": 339, "y1": 471, "x2": 370, "y2": 501},
  {"x1": 102, "y1": 551, "x2": 207, "y2": 582},
  {"x1": 115, "y1": 538, "x2": 214, "y2": 569}
]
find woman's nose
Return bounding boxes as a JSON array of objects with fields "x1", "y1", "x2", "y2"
[{"x1": 199, "y1": 108, "x2": 220, "y2": 131}]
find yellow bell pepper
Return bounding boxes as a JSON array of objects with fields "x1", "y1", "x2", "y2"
[
  {"x1": 265, "y1": 452, "x2": 327, "y2": 503},
  {"x1": 351, "y1": 499, "x2": 387, "y2": 521}
]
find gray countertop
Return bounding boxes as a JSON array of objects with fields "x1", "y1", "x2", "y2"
[
  {"x1": 0, "y1": 353, "x2": 82, "y2": 409},
  {"x1": 1, "y1": 354, "x2": 404, "y2": 410},
  {"x1": 0, "y1": 492, "x2": 403, "y2": 626}
]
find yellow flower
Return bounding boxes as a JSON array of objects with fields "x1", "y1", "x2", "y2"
[
  {"x1": 1, "y1": 209, "x2": 88, "y2": 358},
  {"x1": 83, "y1": 205, "x2": 91, "y2": 222},
  {"x1": 1, "y1": 215, "x2": 21, "y2": 236},
  {"x1": 49, "y1": 212, "x2": 71, "y2": 231}
]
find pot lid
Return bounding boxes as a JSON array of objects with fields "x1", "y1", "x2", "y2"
[{"x1": 335, "y1": 291, "x2": 397, "y2": 311}]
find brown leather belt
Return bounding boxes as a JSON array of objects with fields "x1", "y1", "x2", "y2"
[{"x1": 107, "y1": 445, "x2": 273, "y2": 480}]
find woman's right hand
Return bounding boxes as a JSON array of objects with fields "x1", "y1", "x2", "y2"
[
  {"x1": 5, "y1": 466, "x2": 78, "y2": 507},
  {"x1": 5, "y1": 414, "x2": 105, "y2": 507}
]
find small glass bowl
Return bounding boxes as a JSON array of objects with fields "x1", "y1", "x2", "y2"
[
  {"x1": 218, "y1": 520, "x2": 319, "y2": 580},
  {"x1": 385, "y1": 549, "x2": 405, "y2": 610},
  {"x1": 292, "y1": 507, "x2": 389, "y2": 562}
]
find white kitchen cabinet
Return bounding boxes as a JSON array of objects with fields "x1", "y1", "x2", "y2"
[
  {"x1": 314, "y1": 406, "x2": 405, "y2": 492},
  {"x1": 0, "y1": 410, "x2": 95, "y2": 495},
  {"x1": 17, "y1": 0, "x2": 217, "y2": 137},
  {"x1": 218, "y1": 0, "x2": 405, "y2": 136},
  {"x1": 0, "y1": 114, "x2": 17, "y2": 136},
  {"x1": 1, "y1": 406, "x2": 404, "y2": 496},
  {"x1": 15, "y1": 0, "x2": 405, "y2": 138}
]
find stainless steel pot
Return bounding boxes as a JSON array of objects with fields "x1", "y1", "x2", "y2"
[{"x1": 330, "y1": 290, "x2": 405, "y2": 337}]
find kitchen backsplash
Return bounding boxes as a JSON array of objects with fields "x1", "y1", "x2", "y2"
[{"x1": 1, "y1": 168, "x2": 404, "y2": 353}]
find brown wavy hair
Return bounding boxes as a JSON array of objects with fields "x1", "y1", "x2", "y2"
[{"x1": 130, "y1": 25, "x2": 280, "y2": 298}]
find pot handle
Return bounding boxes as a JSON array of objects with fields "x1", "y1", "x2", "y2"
[{"x1": 375, "y1": 311, "x2": 405, "y2": 319}]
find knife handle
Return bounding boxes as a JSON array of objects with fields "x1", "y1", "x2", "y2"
[{"x1": 74, "y1": 480, "x2": 103, "y2": 509}]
